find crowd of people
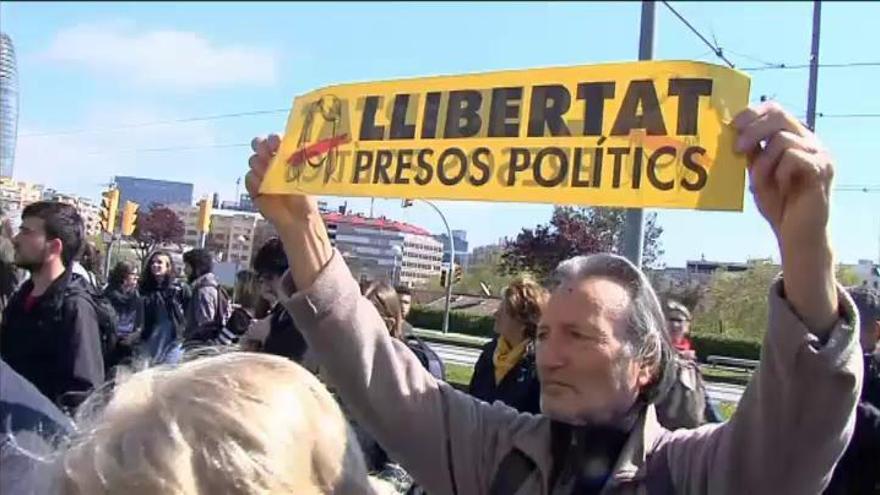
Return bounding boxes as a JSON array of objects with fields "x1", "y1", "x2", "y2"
[{"x1": 0, "y1": 102, "x2": 878, "y2": 494}]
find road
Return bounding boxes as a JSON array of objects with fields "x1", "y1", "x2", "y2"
[{"x1": 431, "y1": 342, "x2": 746, "y2": 404}]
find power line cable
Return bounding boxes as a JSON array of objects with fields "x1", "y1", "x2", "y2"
[
  {"x1": 740, "y1": 61, "x2": 880, "y2": 72},
  {"x1": 20, "y1": 108, "x2": 289, "y2": 138},
  {"x1": 82, "y1": 142, "x2": 251, "y2": 156},
  {"x1": 661, "y1": 1, "x2": 736, "y2": 68}
]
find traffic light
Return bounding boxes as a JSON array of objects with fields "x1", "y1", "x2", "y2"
[
  {"x1": 439, "y1": 267, "x2": 448, "y2": 287},
  {"x1": 197, "y1": 198, "x2": 212, "y2": 233},
  {"x1": 100, "y1": 188, "x2": 120, "y2": 233},
  {"x1": 453, "y1": 264, "x2": 463, "y2": 284},
  {"x1": 121, "y1": 201, "x2": 139, "y2": 236}
]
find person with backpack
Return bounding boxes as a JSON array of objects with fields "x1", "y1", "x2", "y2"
[
  {"x1": 139, "y1": 251, "x2": 188, "y2": 365},
  {"x1": 181, "y1": 248, "x2": 229, "y2": 349},
  {"x1": 394, "y1": 285, "x2": 446, "y2": 381},
  {"x1": 0, "y1": 201, "x2": 106, "y2": 411},
  {"x1": 103, "y1": 261, "x2": 144, "y2": 370}
]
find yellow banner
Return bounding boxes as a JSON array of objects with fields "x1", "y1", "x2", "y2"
[{"x1": 262, "y1": 60, "x2": 751, "y2": 211}]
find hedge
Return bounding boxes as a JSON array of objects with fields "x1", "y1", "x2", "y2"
[
  {"x1": 690, "y1": 333, "x2": 762, "y2": 361},
  {"x1": 410, "y1": 307, "x2": 763, "y2": 360},
  {"x1": 409, "y1": 307, "x2": 495, "y2": 339}
]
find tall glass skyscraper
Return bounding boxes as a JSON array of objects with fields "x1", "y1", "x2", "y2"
[{"x1": 0, "y1": 32, "x2": 18, "y2": 178}]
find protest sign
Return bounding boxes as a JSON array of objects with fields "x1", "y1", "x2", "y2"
[{"x1": 261, "y1": 60, "x2": 751, "y2": 211}]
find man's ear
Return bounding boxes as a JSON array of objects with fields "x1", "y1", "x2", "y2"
[
  {"x1": 46, "y1": 238, "x2": 64, "y2": 260},
  {"x1": 637, "y1": 360, "x2": 654, "y2": 389}
]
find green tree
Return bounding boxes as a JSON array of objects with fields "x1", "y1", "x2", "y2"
[
  {"x1": 694, "y1": 262, "x2": 779, "y2": 339},
  {"x1": 836, "y1": 265, "x2": 861, "y2": 287},
  {"x1": 500, "y1": 206, "x2": 664, "y2": 281}
]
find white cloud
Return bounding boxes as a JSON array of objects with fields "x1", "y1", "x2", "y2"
[
  {"x1": 43, "y1": 21, "x2": 278, "y2": 90},
  {"x1": 13, "y1": 105, "x2": 236, "y2": 201}
]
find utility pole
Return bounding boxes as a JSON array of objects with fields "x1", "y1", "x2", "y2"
[
  {"x1": 805, "y1": 0, "x2": 822, "y2": 131},
  {"x1": 621, "y1": 0, "x2": 655, "y2": 268}
]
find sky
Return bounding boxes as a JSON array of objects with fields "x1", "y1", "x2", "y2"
[{"x1": 1, "y1": 1, "x2": 877, "y2": 267}]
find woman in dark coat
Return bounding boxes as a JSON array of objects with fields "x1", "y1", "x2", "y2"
[
  {"x1": 468, "y1": 276, "x2": 548, "y2": 414},
  {"x1": 138, "y1": 251, "x2": 188, "y2": 365},
  {"x1": 103, "y1": 261, "x2": 144, "y2": 369}
]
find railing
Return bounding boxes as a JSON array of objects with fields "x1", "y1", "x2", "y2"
[{"x1": 706, "y1": 355, "x2": 759, "y2": 371}]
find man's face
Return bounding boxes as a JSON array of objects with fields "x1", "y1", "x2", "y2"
[
  {"x1": 13, "y1": 217, "x2": 58, "y2": 271},
  {"x1": 666, "y1": 314, "x2": 690, "y2": 341},
  {"x1": 123, "y1": 273, "x2": 139, "y2": 291},
  {"x1": 258, "y1": 273, "x2": 283, "y2": 304},
  {"x1": 536, "y1": 277, "x2": 652, "y2": 425},
  {"x1": 860, "y1": 316, "x2": 880, "y2": 353},
  {"x1": 399, "y1": 294, "x2": 412, "y2": 318}
]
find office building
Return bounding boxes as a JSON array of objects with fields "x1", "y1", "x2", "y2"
[
  {"x1": 435, "y1": 229, "x2": 469, "y2": 271},
  {"x1": 0, "y1": 33, "x2": 18, "y2": 178},
  {"x1": 114, "y1": 176, "x2": 193, "y2": 209},
  {"x1": 324, "y1": 212, "x2": 443, "y2": 287},
  {"x1": 169, "y1": 204, "x2": 260, "y2": 267},
  {"x1": 0, "y1": 177, "x2": 43, "y2": 212},
  {"x1": 45, "y1": 192, "x2": 102, "y2": 237}
]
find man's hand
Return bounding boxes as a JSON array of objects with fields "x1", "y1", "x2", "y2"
[
  {"x1": 246, "y1": 134, "x2": 333, "y2": 291},
  {"x1": 245, "y1": 134, "x2": 320, "y2": 228},
  {"x1": 733, "y1": 102, "x2": 838, "y2": 334}
]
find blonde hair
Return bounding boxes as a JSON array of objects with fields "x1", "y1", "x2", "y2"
[
  {"x1": 39, "y1": 353, "x2": 386, "y2": 494},
  {"x1": 501, "y1": 276, "x2": 549, "y2": 339}
]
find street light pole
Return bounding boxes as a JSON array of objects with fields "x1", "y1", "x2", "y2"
[
  {"x1": 805, "y1": 0, "x2": 822, "y2": 131},
  {"x1": 621, "y1": 0, "x2": 655, "y2": 269},
  {"x1": 407, "y1": 199, "x2": 455, "y2": 334}
]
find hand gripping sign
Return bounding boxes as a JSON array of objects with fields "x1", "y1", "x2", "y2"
[{"x1": 262, "y1": 60, "x2": 751, "y2": 211}]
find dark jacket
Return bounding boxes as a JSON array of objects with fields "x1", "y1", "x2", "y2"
[
  {"x1": 824, "y1": 352, "x2": 880, "y2": 495},
  {"x1": 103, "y1": 286, "x2": 144, "y2": 368},
  {"x1": 263, "y1": 304, "x2": 308, "y2": 362},
  {"x1": 1, "y1": 358, "x2": 74, "y2": 495},
  {"x1": 405, "y1": 335, "x2": 446, "y2": 381},
  {"x1": 0, "y1": 270, "x2": 105, "y2": 409},
  {"x1": 468, "y1": 336, "x2": 541, "y2": 414},
  {"x1": 140, "y1": 278, "x2": 188, "y2": 343}
]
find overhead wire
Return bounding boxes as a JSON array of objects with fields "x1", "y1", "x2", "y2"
[
  {"x1": 19, "y1": 108, "x2": 289, "y2": 138},
  {"x1": 661, "y1": 1, "x2": 736, "y2": 68}
]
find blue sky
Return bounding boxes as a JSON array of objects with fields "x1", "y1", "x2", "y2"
[{"x1": 2, "y1": 1, "x2": 878, "y2": 266}]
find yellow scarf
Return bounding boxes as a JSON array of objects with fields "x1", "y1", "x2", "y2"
[{"x1": 493, "y1": 337, "x2": 529, "y2": 384}]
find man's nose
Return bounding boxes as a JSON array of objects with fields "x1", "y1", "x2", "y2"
[{"x1": 537, "y1": 336, "x2": 566, "y2": 370}]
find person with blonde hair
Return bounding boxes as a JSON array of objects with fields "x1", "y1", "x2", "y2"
[
  {"x1": 36, "y1": 352, "x2": 391, "y2": 494},
  {"x1": 469, "y1": 276, "x2": 548, "y2": 414}
]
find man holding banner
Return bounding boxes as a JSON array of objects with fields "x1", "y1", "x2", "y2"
[{"x1": 247, "y1": 60, "x2": 861, "y2": 494}]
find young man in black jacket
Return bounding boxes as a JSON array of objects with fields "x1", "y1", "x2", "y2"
[
  {"x1": 0, "y1": 202, "x2": 104, "y2": 410},
  {"x1": 241, "y1": 238, "x2": 309, "y2": 363}
]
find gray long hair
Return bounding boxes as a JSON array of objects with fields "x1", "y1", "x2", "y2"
[{"x1": 548, "y1": 253, "x2": 676, "y2": 404}]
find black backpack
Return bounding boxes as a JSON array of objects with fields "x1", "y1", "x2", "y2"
[{"x1": 64, "y1": 283, "x2": 120, "y2": 363}]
